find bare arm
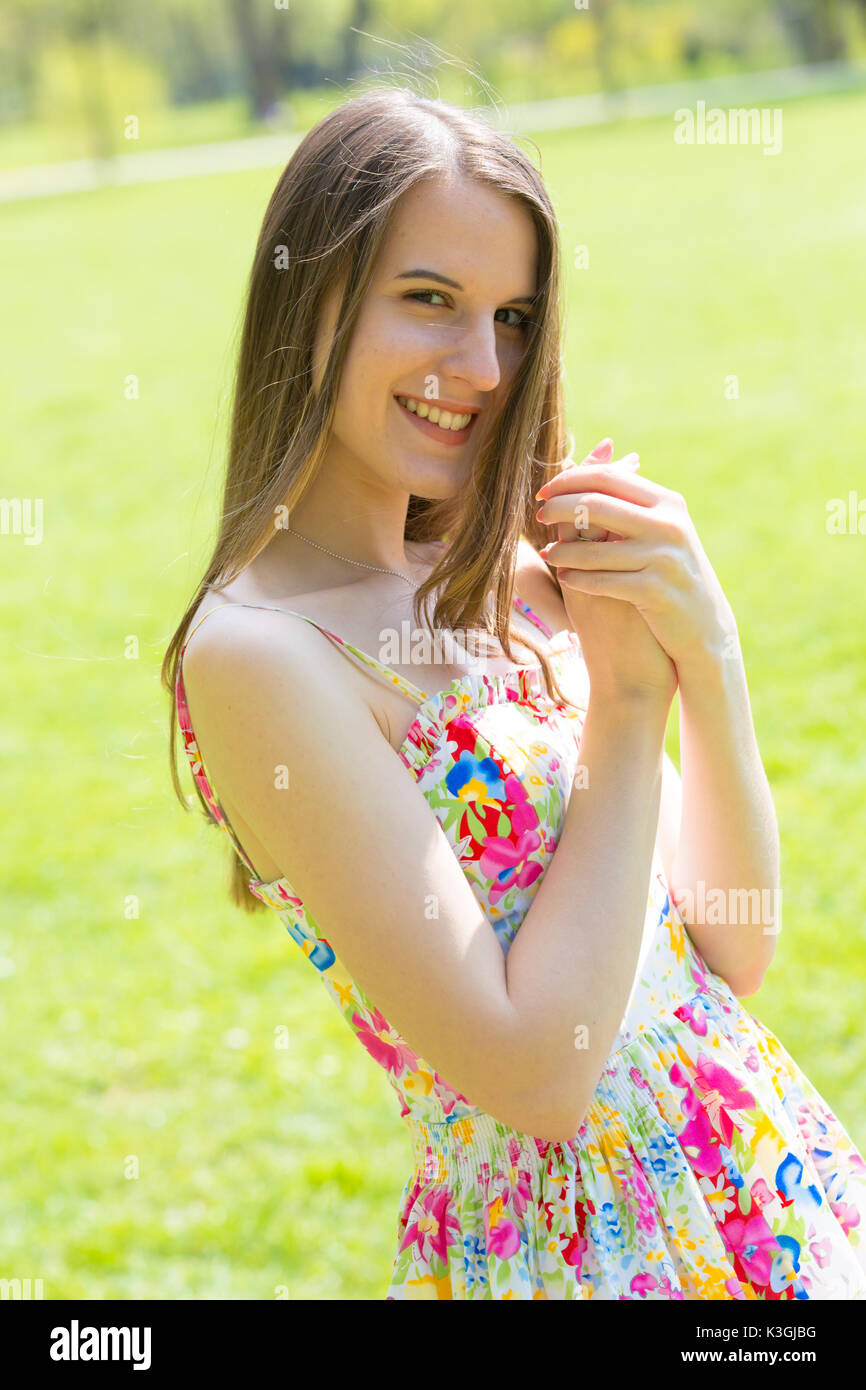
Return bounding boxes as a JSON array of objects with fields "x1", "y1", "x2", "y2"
[
  {"x1": 182, "y1": 609, "x2": 670, "y2": 1141},
  {"x1": 504, "y1": 691, "x2": 669, "y2": 1127},
  {"x1": 666, "y1": 646, "x2": 780, "y2": 996}
]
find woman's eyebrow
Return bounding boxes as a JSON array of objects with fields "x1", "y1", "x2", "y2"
[{"x1": 393, "y1": 268, "x2": 536, "y2": 304}]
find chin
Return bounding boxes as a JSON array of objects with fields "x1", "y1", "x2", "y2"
[{"x1": 391, "y1": 451, "x2": 473, "y2": 499}]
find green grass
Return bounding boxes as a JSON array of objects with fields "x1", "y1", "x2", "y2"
[{"x1": 2, "y1": 88, "x2": 864, "y2": 1299}]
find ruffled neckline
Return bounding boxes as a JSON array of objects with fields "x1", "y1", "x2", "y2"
[{"x1": 398, "y1": 627, "x2": 584, "y2": 765}]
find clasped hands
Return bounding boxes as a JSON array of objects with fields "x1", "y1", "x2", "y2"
[{"x1": 534, "y1": 437, "x2": 736, "y2": 675}]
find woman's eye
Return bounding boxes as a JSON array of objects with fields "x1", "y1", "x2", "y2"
[
  {"x1": 495, "y1": 307, "x2": 531, "y2": 331},
  {"x1": 405, "y1": 289, "x2": 449, "y2": 307},
  {"x1": 404, "y1": 291, "x2": 530, "y2": 330}
]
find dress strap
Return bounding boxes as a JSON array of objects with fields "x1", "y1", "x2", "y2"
[
  {"x1": 512, "y1": 594, "x2": 553, "y2": 640},
  {"x1": 184, "y1": 602, "x2": 432, "y2": 705},
  {"x1": 175, "y1": 592, "x2": 557, "y2": 882},
  {"x1": 181, "y1": 593, "x2": 554, "y2": 710}
]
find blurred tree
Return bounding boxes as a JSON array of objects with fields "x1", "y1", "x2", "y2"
[
  {"x1": 228, "y1": 0, "x2": 292, "y2": 120},
  {"x1": 340, "y1": 0, "x2": 373, "y2": 82},
  {"x1": 590, "y1": 0, "x2": 617, "y2": 91},
  {"x1": 5, "y1": 0, "x2": 118, "y2": 158},
  {"x1": 774, "y1": 0, "x2": 849, "y2": 61},
  {"x1": 33, "y1": 36, "x2": 166, "y2": 158},
  {"x1": 544, "y1": 10, "x2": 597, "y2": 77},
  {"x1": 164, "y1": 7, "x2": 232, "y2": 104},
  {"x1": 69, "y1": 0, "x2": 122, "y2": 159}
]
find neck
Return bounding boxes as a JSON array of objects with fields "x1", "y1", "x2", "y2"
[{"x1": 278, "y1": 461, "x2": 426, "y2": 577}]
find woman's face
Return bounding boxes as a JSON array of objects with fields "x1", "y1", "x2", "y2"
[{"x1": 313, "y1": 174, "x2": 539, "y2": 499}]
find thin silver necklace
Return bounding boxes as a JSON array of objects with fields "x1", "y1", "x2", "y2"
[
  {"x1": 284, "y1": 527, "x2": 507, "y2": 656},
  {"x1": 285, "y1": 526, "x2": 417, "y2": 586}
]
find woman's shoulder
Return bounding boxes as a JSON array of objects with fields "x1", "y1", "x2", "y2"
[
  {"x1": 181, "y1": 581, "x2": 330, "y2": 673},
  {"x1": 178, "y1": 582, "x2": 373, "y2": 765}
]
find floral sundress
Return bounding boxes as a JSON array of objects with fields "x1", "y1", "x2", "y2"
[{"x1": 175, "y1": 595, "x2": 866, "y2": 1299}]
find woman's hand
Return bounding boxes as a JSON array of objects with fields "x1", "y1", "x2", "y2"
[
  {"x1": 535, "y1": 439, "x2": 679, "y2": 700},
  {"x1": 536, "y1": 439, "x2": 736, "y2": 680}
]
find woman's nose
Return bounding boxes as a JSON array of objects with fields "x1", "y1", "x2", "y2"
[{"x1": 439, "y1": 319, "x2": 502, "y2": 394}]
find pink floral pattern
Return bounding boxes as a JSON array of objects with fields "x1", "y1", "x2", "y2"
[{"x1": 176, "y1": 596, "x2": 866, "y2": 1299}]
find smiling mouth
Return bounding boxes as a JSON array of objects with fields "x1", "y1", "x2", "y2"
[{"x1": 394, "y1": 394, "x2": 478, "y2": 438}]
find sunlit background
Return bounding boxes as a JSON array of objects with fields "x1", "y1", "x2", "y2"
[{"x1": 2, "y1": 0, "x2": 865, "y2": 1299}]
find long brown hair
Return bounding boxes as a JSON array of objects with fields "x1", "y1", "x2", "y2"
[{"x1": 161, "y1": 83, "x2": 580, "y2": 912}]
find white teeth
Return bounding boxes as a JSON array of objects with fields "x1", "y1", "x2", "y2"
[{"x1": 396, "y1": 396, "x2": 473, "y2": 431}]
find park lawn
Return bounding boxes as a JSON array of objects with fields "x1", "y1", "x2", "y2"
[{"x1": 1, "y1": 87, "x2": 864, "y2": 1298}]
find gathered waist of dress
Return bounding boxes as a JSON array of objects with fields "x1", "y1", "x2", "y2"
[
  {"x1": 401, "y1": 977, "x2": 737, "y2": 1184},
  {"x1": 403, "y1": 1111, "x2": 574, "y2": 1184}
]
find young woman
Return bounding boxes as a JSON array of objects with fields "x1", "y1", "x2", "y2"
[{"x1": 162, "y1": 86, "x2": 866, "y2": 1300}]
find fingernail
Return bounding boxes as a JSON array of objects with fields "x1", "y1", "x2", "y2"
[
  {"x1": 590, "y1": 438, "x2": 613, "y2": 457},
  {"x1": 620, "y1": 452, "x2": 640, "y2": 468}
]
